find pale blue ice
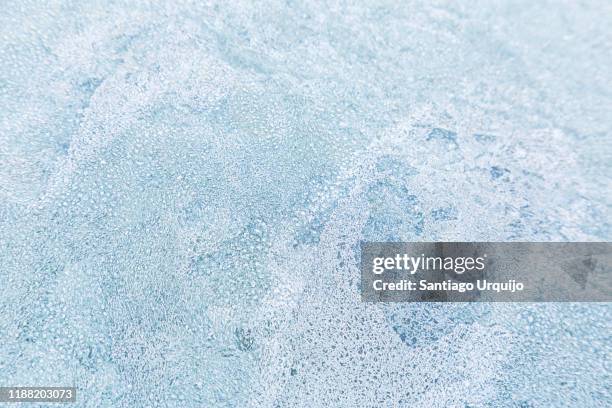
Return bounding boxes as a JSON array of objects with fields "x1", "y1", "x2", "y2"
[{"x1": 0, "y1": 1, "x2": 611, "y2": 407}]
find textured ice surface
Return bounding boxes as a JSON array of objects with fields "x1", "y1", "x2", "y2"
[{"x1": 1, "y1": 1, "x2": 611, "y2": 407}]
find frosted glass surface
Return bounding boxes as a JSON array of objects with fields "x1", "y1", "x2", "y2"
[{"x1": 0, "y1": 1, "x2": 610, "y2": 407}]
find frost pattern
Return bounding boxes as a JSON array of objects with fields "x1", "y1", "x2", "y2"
[{"x1": 0, "y1": 1, "x2": 611, "y2": 407}]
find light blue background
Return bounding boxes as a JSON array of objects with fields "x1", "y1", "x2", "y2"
[{"x1": 1, "y1": 1, "x2": 610, "y2": 406}]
